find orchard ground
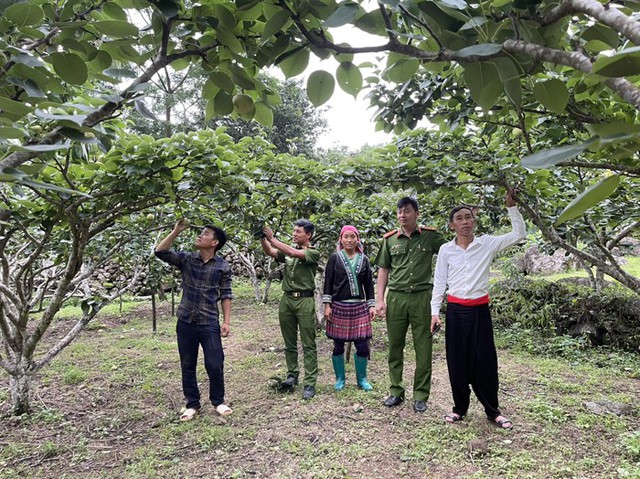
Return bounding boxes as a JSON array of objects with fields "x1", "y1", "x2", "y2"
[{"x1": 1, "y1": 280, "x2": 639, "y2": 479}]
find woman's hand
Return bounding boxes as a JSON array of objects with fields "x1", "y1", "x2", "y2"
[{"x1": 324, "y1": 304, "x2": 332, "y2": 323}]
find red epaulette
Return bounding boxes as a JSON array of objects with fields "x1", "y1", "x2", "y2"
[
  {"x1": 419, "y1": 226, "x2": 437, "y2": 232},
  {"x1": 383, "y1": 229, "x2": 398, "y2": 238}
]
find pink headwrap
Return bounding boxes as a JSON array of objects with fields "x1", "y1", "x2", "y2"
[{"x1": 337, "y1": 225, "x2": 364, "y2": 253}]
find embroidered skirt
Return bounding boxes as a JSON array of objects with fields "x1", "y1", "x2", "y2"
[{"x1": 326, "y1": 301, "x2": 372, "y2": 341}]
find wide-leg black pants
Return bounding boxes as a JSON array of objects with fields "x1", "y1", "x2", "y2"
[{"x1": 445, "y1": 302, "x2": 501, "y2": 419}]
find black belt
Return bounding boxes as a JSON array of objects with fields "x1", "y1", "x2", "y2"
[{"x1": 286, "y1": 290, "x2": 314, "y2": 298}]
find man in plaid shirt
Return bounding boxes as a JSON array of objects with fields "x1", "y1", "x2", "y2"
[{"x1": 155, "y1": 219, "x2": 233, "y2": 421}]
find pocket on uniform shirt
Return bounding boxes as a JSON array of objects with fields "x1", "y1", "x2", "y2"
[{"x1": 389, "y1": 244, "x2": 407, "y2": 257}]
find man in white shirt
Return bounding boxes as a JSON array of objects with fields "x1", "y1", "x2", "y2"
[{"x1": 430, "y1": 189, "x2": 526, "y2": 429}]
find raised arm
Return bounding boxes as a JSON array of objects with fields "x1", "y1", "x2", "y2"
[
  {"x1": 260, "y1": 235, "x2": 279, "y2": 259},
  {"x1": 262, "y1": 226, "x2": 306, "y2": 259},
  {"x1": 489, "y1": 188, "x2": 527, "y2": 253},
  {"x1": 156, "y1": 219, "x2": 189, "y2": 252}
]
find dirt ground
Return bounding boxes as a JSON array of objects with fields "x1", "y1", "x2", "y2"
[{"x1": 1, "y1": 298, "x2": 639, "y2": 479}]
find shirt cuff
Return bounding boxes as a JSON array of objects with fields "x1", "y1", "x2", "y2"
[{"x1": 322, "y1": 294, "x2": 332, "y2": 304}]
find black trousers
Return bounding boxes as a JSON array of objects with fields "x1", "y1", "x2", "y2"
[
  {"x1": 445, "y1": 303, "x2": 500, "y2": 419},
  {"x1": 176, "y1": 320, "x2": 225, "y2": 409}
]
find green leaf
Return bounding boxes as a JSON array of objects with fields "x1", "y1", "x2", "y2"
[
  {"x1": 35, "y1": 110, "x2": 86, "y2": 125},
  {"x1": 533, "y1": 78, "x2": 568, "y2": 114},
  {"x1": 104, "y1": 68, "x2": 136, "y2": 78},
  {"x1": 459, "y1": 17, "x2": 487, "y2": 31},
  {"x1": 205, "y1": 98, "x2": 216, "y2": 122},
  {"x1": 384, "y1": 58, "x2": 419, "y2": 83},
  {"x1": 253, "y1": 101, "x2": 274, "y2": 127},
  {"x1": 592, "y1": 52, "x2": 640, "y2": 77},
  {"x1": 336, "y1": 61, "x2": 363, "y2": 97},
  {"x1": 229, "y1": 63, "x2": 255, "y2": 90},
  {"x1": 5, "y1": 3, "x2": 44, "y2": 27},
  {"x1": 580, "y1": 24, "x2": 619, "y2": 49},
  {"x1": 102, "y1": 2, "x2": 128, "y2": 20},
  {"x1": 210, "y1": 71, "x2": 235, "y2": 92},
  {"x1": 0, "y1": 127, "x2": 26, "y2": 139},
  {"x1": 584, "y1": 39, "x2": 615, "y2": 54},
  {"x1": 306, "y1": 70, "x2": 335, "y2": 107},
  {"x1": 49, "y1": 52, "x2": 88, "y2": 85},
  {"x1": 213, "y1": 4, "x2": 236, "y2": 29},
  {"x1": 495, "y1": 58, "x2": 521, "y2": 107},
  {"x1": 93, "y1": 20, "x2": 140, "y2": 38},
  {"x1": 261, "y1": 10, "x2": 290, "y2": 44},
  {"x1": 585, "y1": 123, "x2": 640, "y2": 136},
  {"x1": 217, "y1": 26, "x2": 243, "y2": 52},
  {"x1": 59, "y1": 127, "x2": 99, "y2": 142},
  {"x1": 522, "y1": 139, "x2": 598, "y2": 169},
  {"x1": 6, "y1": 76, "x2": 46, "y2": 98},
  {"x1": 278, "y1": 48, "x2": 310, "y2": 78},
  {"x1": 454, "y1": 43, "x2": 502, "y2": 58},
  {"x1": 555, "y1": 175, "x2": 620, "y2": 226},
  {"x1": 437, "y1": 0, "x2": 468, "y2": 9},
  {"x1": 17, "y1": 144, "x2": 71, "y2": 152},
  {"x1": 213, "y1": 90, "x2": 234, "y2": 115},
  {"x1": 171, "y1": 56, "x2": 192, "y2": 71},
  {"x1": 19, "y1": 178, "x2": 92, "y2": 197},
  {"x1": 463, "y1": 62, "x2": 501, "y2": 111},
  {"x1": 353, "y1": 10, "x2": 386, "y2": 36},
  {"x1": 324, "y1": 3, "x2": 360, "y2": 28},
  {"x1": 12, "y1": 52, "x2": 45, "y2": 68},
  {"x1": 0, "y1": 96, "x2": 33, "y2": 118},
  {"x1": 135, "y1": 101, "x2": 158, "y2": 120}
]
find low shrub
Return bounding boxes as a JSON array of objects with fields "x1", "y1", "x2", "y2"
[{"x1": 490, "y1": 275, "x2": 640, "y2": 352}]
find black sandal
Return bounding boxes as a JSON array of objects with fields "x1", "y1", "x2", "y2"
[
  {"x1": 489, "y1": 416, "x2": 513, "y2": 429},
  {"x1": 444, "y1": 413, "x2": 463, "y2": 424}
]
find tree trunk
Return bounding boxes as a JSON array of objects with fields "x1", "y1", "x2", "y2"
[
  {"x1": 595, "y1": 267, "x2": 606, "y2": 292},
  {"x1": 250, "y1": 270, "x2": 261, "y2": 302},
  {"x1": 151, "y1": 292, "x2": 157, "y2": 333},
  {"x1": 262, "y1": 278, "x2": 273, "y2": 304},
  {"x1": 10, "y1": 370, "x2": 31, "y2": 415}
]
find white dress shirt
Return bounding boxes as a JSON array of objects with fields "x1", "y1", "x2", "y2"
[{"x1": 430, "y1": 207, "x2": 526, "y2": 316}]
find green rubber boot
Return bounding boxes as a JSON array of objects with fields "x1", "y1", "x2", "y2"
[
  {"x1": 332, "y1": 355, "x2": 346, "y2": 391},
  {"x1": 354, "y1": 354, "x2": 372, "y2": 391}
]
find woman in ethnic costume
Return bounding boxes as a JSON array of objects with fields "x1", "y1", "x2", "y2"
[{"x1": 323, "y1": 225, "x2": 376, "y2": 391}]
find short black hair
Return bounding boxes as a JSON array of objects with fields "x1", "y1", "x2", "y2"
[
  {"x1": 397, "y1": 197, "x2": 419, "y2": 211},
  {"x1": 295, "y1": 219, "x2": 315, "y2": 238},
  {"x1": 448, "y1": 205, "x2": 474, "y2": 223},
  {"x1": 204, "y1": 224, "x2": 227, "y2": 253}
]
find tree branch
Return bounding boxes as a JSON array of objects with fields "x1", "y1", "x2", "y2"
[
  {"x1": 607, "y1": 220, "x2": 640, "y2": 250},
  {"x1": 503, "y1": 39, "x2": 640, "y2": 110},
  {"x1": 559, "y1": 160, "x2": 640, "y2": 176},
  {"x1": 0, "y1": 45, "x2": 219, "y2": 172},
  {"x1": 516, "y1": 196, "x2": 640, "y2": 292},
  {"x1": 543, "y1": 0, "x2": 640, "y2": 45}
]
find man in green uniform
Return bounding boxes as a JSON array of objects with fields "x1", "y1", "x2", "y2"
[
  {"x1": 261, "y1": 219, "x2": 321, "y2": 400},
  {"x1": 374, "y1": 197, "x2": 446, "y2": 413}
]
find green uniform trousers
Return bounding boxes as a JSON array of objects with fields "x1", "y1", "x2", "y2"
[
  {"x1": 278, "y1": 295, "x2": 318, "y2": 387},
  {"x1": 386, "y1": 290, "x2": 433, "y2": 401}
]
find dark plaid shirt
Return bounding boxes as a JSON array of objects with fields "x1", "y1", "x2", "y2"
[{"x1": 155, "y1": 250, "x2": 233, "y2": 325}]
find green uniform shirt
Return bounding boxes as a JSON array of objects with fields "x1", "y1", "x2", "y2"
[
  {"x1": 374, "y1": 226, "x2": 446, "y2": 292},
  {"x1": 277, "y1": 248, "x2": 321, "y2": 292}
]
